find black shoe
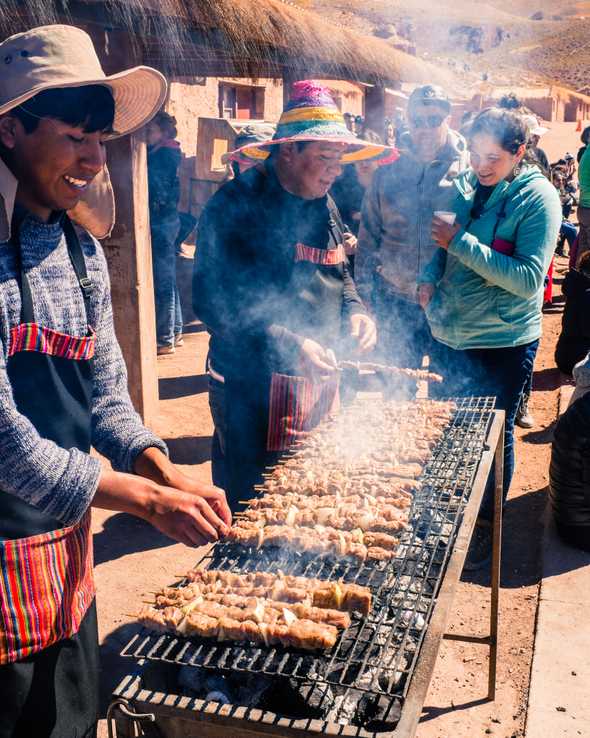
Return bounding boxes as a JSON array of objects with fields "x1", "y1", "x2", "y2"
[
  {"x1": 515, "y1": 396, "x2": 534, "y2": 429},
  {"x1": 464, "y1": 522, "x2": 493, "y2": 571}
]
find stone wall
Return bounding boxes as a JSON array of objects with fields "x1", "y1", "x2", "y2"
[{"x1": 165, "y1": 76, "x2": 284, "y2": 212}]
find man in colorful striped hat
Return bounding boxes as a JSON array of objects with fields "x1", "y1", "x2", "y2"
[{"x1": 194, "y1": 81, "x2": 395, "y2": 507}]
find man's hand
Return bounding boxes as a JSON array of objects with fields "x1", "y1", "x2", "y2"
[
  {"x1": 350, "y1": 313, "x2": 377, "y2": 353},
  {"x1": 431, "y1": 216, "x2": 460, "y2": 251},
  {"x1": 299, "y1": 338, "x2": 338, "y2": 379},
  {"x1": 134, "y1": 447, "x2": 232, "y2": 530},
  {"x1": 143, "y1": 485, "x2": 230, "y2": 547},
  {"x1": 417, "y1": 283, "x2": 435, "y2": 309},
  {"x1": 93, "y1": 468, "x2": 231, "y2": 547},
  {"x1": 343, "y1": 232, "x2": 358, "y2": 257}
]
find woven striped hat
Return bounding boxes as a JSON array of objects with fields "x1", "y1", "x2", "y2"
[{"x1": 228, "y1": 80, "x2": 397, "y2": 164}]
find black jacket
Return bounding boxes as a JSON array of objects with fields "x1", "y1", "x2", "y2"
[
  {"x1": 555, "y1": 269, "x2": 590, "y2": 375},
  {"x1": 193, "y1": 163, "x2": 366, "y2": 382},
  {"x1": 147, "y1": 143, "x2": 181, "y2": 223}
]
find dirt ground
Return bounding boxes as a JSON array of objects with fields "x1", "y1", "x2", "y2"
[{"x1": 95, "y1": 125, "x2": 580, "y2": 737}]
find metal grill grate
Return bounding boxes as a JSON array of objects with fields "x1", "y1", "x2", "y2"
[{"x1": 121, "y1": 396, "x2": 495, "y2": 725}]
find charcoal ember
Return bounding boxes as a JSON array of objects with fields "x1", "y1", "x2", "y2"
[
  {"x1": 261, "y1": 678, "x2": 334, "y2": 719},
  {"x1": 354, "y1": 694, "x2": 402, "y2": 731},
  {"x1": 229, "y1": 673, "x2": 273, "y2": 707},
  {"x1": 177, "y1": 665, "x2": 207, "y2": 694}
]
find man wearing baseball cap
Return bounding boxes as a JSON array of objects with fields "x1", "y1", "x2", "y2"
[
  {"x1": 356, "y1": 84, "x2": 469, "y2": 392},
  {"x1": 0, "y1": 25, "x2": 230, "y2": 736}
]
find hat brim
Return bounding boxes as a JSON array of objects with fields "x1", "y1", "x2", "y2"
[
  {"x1": 531, "y1": 126, "x2": 549, "y2": 136},
  {"x1": 228, "y1": 134, "x2": 398, "y2": 164},
  {"x1": 0, "y1": 65, "x2": 167, "y2": 139}
]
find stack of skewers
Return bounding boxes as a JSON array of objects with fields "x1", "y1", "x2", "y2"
[{"x1": 135, "y1": 394, "x2": 456, "y2": 651}]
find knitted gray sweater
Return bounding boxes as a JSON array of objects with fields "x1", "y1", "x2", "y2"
[{"x1": 0, "y1": 212, "x2": 166, "y2": 527}]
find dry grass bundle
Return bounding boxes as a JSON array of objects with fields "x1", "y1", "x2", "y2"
[{"x1": 0, "y1": 0, "x2": 453, "y2": 85}]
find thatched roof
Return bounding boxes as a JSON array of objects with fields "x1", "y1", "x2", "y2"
[{"x1": 0, "y1": 0, "x2": 454, "y2": 87}]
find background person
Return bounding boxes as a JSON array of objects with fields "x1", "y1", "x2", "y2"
[
  {"x1": 356, "y1": 84, "x2": 469, "y2": 391},
  {"x1": 577, "y1": 125, "x2": 590, "y2": 164},
  {"x1": 330, "y1": 130, "x2": 395, "y2": 274},
  {"x1": 421, "y1": 107, "x2": 561, "y2": 569},
  {"x1": 523, "y1": 114, "x2": 550, "y2": 174},
  {"x1": 146, "y1": 110, "x2": 183, "y2": 355},
  {"x1": 555, "y1": 251, "x2": 590, "y2": 375},
  {"x1": 576, "y1": 140, "x2": 590, "y2": 266}
]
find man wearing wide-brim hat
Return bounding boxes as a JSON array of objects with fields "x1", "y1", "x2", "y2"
[
  {"x1": 0, "y1": 24, "x2": 230, "y2": 736},
  {"x1": 193, "y1": 80, "x2": 393, "y2": 507}
]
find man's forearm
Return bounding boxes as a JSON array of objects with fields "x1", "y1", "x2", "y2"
[{"x1": 133, "y1": 446, "x2": 182, "y2": 488}]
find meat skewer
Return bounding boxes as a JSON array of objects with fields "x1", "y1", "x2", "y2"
[
  {"x1": 227, "y1": 521, "x2": 399, "y2": 561},
  {"x1": 338, "y1": 361, "x2": 443, "y2": 383},
  {"x1": 235, "y1": 504, "x2": 408, "y2": 534},
  {"x1": 138, "y1": 604, "x2": 340, "y2": 651},
  {"x1": 150, "y1": 586, "x2": 351, "y2": 628},
  {"x1": 182, "y1": 569, "x2": 372, "y2": 614}
]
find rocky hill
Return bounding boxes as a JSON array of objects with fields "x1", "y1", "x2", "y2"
[{"x1": 296, "y1": 0, "x2": 590, "y2": 94}]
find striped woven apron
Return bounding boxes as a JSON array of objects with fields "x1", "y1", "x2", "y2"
[
  {"x1": 266, "y1": 242, "x2": 344, "y2": 451},
  {"x1": 0, "y1": 215, "x2": 95, "y2": 665}
]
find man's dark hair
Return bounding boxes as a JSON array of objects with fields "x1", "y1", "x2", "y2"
[
  {"x1": 10, "y1": 85, "x2": 115, "y2": 134},
  {"x1": 498, "y1": 93, "x2": 522, "y2": 111},
  {"x1": 153, "y1": 110, "x2": 177, "y2": 140},
  {"x1": 469, "y1": 107, "x2": 527, "y2": 155}
]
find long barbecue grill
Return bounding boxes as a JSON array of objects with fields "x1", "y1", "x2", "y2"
[{"x1": 108, "y1": 396, "x2": 505, "y2": 738}]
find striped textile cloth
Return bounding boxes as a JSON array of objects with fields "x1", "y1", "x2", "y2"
[
  {"x1": 294, "y1": 243, "x2": 345, "y2": 266},
  {"x1": 0, "y1": 512, "x2": 95, "y2": 663},
  {"x1": 8, "y1": 322, "x2": 95, "y2": 360},
  {"x1": 267, "y1": 372, "x2": 339, "y2": 451}
]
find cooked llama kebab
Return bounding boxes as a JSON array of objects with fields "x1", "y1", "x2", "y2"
[
  {"x1": 228, "y1": 521, "x2": 399, "y2": 561},
  {"x1": 136, "y1": 570, "x2": 372, "y2": 651},
  {"x1": 338, "y1": 361, "x2": 444, "y2": 384},
  {"x1": 138, "y1": 604, "x2": 340, "y2": 650},
  {"x1": 182, "y1": 569, "x2": 372, "y2": 614},
  {"x1": 236, "y1": 501, "x2": 408, "y2": 533}
]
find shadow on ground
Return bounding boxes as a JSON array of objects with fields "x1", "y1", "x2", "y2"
[
  {"x1": 93, "y1": 513, "x2": 176, "y2": 566},
  {"x1": 532, "y1": 366, "x2": 567, "y2": 393},
  {"x1": 159, "y1": 372, "x2": 208, "y2": 400},
  {"x1": 521, "y1": 420, "x2": 557, "y2": 445},
  {"x1": 164, "y1": 435, "x2": 212, "y2": 465},
  {"x1": 461, "y1": 486, "x2": 547, "y2": 590}
]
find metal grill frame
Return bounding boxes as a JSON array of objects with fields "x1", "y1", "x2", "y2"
[{"x1": 111, "y1": 402, "x2": 505, "y2": 738}]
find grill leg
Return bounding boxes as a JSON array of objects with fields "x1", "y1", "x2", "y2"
[{"x1": 488, "y1": 423, "x2": 504, "y2": 701}]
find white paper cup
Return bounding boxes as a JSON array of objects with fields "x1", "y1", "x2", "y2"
[{"x1": 434, "y1": 210, "x2": 456, "y2": 225}]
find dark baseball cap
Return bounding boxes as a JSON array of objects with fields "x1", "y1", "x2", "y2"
[{"x1": 408, "y1": 85, "x2": 451, "y2": 113}]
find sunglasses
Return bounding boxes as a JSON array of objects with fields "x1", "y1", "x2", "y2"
[{"x1": 410, "y1": 114, "x2": 445, "y2": 129}]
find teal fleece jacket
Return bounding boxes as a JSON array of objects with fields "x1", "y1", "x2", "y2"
[{"x1": 422, "y1": 164, "x2": 562, "y2": 350}]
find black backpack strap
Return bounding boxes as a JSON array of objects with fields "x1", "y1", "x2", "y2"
[{"x1": 62, "y1": 216, "x2": 93, "y2": 320}]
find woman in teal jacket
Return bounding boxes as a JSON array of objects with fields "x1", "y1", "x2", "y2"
[{"x1": 419, "y1": 108, "x2": 561, "y2": 568}]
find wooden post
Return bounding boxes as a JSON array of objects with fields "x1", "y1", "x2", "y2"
[{"x1": 102, "y1": 133, "x2": 159, "y2": 425}]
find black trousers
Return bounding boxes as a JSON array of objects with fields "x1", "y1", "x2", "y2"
[{"x1": 0, "y1": 600, "x2": 99, "y2": 738}]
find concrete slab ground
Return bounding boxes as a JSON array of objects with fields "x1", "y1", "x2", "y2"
[{"x1": 525, "y1": 386, "x2": 590, "y2": 738}]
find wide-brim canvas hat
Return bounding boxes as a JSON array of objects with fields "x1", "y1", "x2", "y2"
[
  {"x1": 0, "y1": 25, "x2": 167, "y2": 137},
  {"x1": 0, "y1": 24, "x2": 168, "y2": 238},
  {"x1": 227, "y1": 81, "x2": 398, "y2": 165}
]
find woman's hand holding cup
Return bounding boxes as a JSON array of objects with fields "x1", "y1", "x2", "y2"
[{"x1": 432, "y1": 211, "x2": 459, "y2": 250}]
